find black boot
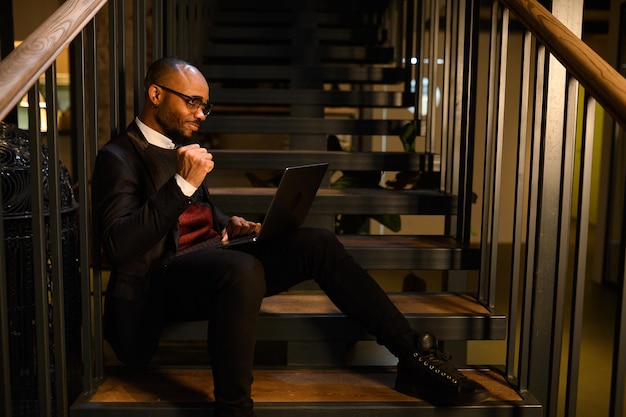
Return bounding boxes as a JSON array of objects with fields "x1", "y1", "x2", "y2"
[{"x1": 395, "y1": 333, "x2": 490, "y2": 405}]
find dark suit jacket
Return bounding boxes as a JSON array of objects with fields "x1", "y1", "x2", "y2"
[{"x1": 92, "y1": 122, "x2": 230, "y2": 363}]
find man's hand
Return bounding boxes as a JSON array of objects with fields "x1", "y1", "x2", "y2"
[
  {"x1": 222, "y1": 216, "x2": 262, "y2": 242},
  {"x1": 176, "y1": 144, "x2": 214, "y2": 187}
]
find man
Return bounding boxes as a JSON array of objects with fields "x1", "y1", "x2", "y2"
[{"x1": 92, "y1": 57, "x2": 489, "y2": 417}]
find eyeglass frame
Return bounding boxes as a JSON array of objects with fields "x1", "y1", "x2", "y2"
[{"x1": 155, "y1": 84, "x2": 213, "y2": 116}]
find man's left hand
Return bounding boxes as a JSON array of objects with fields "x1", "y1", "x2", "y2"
[{"x1": 222, "y1": 216, "x2": 262, "y2": 242}]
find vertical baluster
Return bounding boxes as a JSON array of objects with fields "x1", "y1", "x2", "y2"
[
  {"x1": 506, "y1": 28, "x2": 533, "y2": 382},
  {"x1": 565, "y1": 92, "x2": 595, "y2": 417},
  {"x1": 45, "y1": 61, "x2": 70, "y2": 417},
  {"x1": 0, "y1": 123, "x2": 12, "y2": 417},
  {"x1": 28, "y1": 81, "x2": 53, "y2": 417}
]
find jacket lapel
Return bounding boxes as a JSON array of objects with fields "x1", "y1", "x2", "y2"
[{"x1": 126, "y1": 121, "x2": 167, "y2": 194}]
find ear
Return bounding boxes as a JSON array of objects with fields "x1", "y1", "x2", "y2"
[{"x1": 147, "y1": 84, "x2": 161, "y2": 108}]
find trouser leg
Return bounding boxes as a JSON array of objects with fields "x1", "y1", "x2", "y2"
[
  {"x1": 244, "y1": 227, "x2": 417, "y2": 358},
  {"x1": 163, "y1": 249, "x2": 265, "y2": 417}
]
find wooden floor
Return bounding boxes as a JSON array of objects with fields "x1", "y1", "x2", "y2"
[{"x1": 90, "y1": 366, "x2": 521, "y2": 404}]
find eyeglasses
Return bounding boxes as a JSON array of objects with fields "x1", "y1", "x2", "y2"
[{"x1": 155, "y1": 84, "x2": 213, "y2": 117}]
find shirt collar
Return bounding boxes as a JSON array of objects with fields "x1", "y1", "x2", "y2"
[{"x1": 135, "y1": 117, "x2": 176, "y2": 149}]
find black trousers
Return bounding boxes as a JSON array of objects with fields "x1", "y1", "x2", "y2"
[{"x1": 107, "y1": 227, "x2": 417, "y2": 417}]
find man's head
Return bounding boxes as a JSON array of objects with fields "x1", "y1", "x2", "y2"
[{"x1": 140, "y1": 57, "x2": 211, "y2": 144}]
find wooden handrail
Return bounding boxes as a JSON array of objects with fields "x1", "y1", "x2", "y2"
[
  {"x1": 0, "y1": 0, "x2": 107, "y2": 122},
  {"x1": 500, "y1": 0, "x2": 626, "y2": 128}
]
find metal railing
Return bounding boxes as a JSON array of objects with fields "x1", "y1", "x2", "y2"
[
  {"x1": 0, "y1": 2, "x2": 107, "y2": 417},
  {"x1": 412, "y1": 0, "x2": 626, "y2": 415},
  {"x1": 479, "y1": 0, "x2": 626, "y2": 416}
]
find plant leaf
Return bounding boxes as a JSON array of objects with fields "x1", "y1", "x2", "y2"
[{"x1": 398, "y1": 122, "x2": 417, "y2": 152}]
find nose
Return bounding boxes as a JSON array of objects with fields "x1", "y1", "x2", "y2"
[{"x1": 194, "y1": 107, "x2": 207, "y2": 120}]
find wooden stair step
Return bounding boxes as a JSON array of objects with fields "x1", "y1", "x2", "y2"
[
  {"x1": 211, "y1": 26, "x2": 385, "y2": 45},
  {"x1": 209, "y1": 89, "x2": 412, "y2": 108},
  {"x1": 71, "y1": 367, "x2": 542, "y2": 417},
  {"x1": 208, "y1": 150, "x2": 437, "y2": 172},
  {"x1": 199, "y1": 116, "x2": 407, "y2": 135},
  {"x1": 258, "y1": 292, "x2": 503, "y2": 341},
  {"x1": 200, "y1": 64, "x2": 407, "y2": 84},
  {"x1": 339, "y1": 235, "x2": 480, "y2": 270},
  {"x1": 94, "y1": 235, "x2": 478, "y2": 272},
  {"x1": 209, "y1": 188, "x2": 454, "y2": 216},
  {"x1": 203, "y1": 44, "x2": 394, "y2": 64},
  {"x1": 214, "y1": 11, "x2": 383, "y2": 28},
  {"x1": 215, "y1": 0, "x2": 391, "y2": 13},
  {"x1": 162, "y1": 292, "x2": 504, "y2": 342},
  {"x1": 261, "y1": 292, "x2": 485, "y2": 315},
  {"x1": 316, "y1": 189, "x2": 454, "y2": 215}
]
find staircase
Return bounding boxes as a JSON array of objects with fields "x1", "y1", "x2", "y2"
[{"x1": 71, "y1": 0, "x2": 542, "y2": 415}]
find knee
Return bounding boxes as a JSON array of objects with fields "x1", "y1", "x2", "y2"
[
  {"x1": 299, "y1": 227, "x2": 347, "y2": 259},
  {"x1": 290, "y1": 228, "x2": 354, "y2": 283},
  {"x1": 300, "y1": 227, "x2": 341, "y2": 248}
]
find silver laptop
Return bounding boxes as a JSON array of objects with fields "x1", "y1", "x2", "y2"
[{"x1": 192, "y1": 162, "x2": 329, "y2": 250}]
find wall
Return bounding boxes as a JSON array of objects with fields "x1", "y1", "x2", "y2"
[{"x1": 12, "y1": 0, "x2": 68, "y2": 75}]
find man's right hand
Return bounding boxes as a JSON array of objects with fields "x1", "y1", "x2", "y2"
[{"x1": 176, "y1": 144, "x2": 215, "y2": 187}]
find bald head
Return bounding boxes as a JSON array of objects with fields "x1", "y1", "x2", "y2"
[
  {"x1": 139, "y1": 57, "x2": 210, "y2": 142},
  {"x1": 144, "y1": 57, "x2": 203, "y2": 92}
]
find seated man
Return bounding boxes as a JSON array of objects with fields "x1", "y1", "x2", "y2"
[{"x1": 92, "y1": 56, "x2": 489, "y2": 417}]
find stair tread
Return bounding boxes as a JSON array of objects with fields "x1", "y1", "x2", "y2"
[
  {"x1": 210, "y1": 88, "x2": 410, "y2": 107},
  {"x1": 199, "y1": 116, "x2": 407, "y2": 135},
  {"x1": 212, "y1": 26, "x2": 384, "y2": 44},
  {"x1": 211, "y1": 188, "x2": 454, "y2": 216},
  {"x1": 160, "y1": 292, "x2": 503, "y2": 342},
  {"x1": 261, "y1": 292, "x2": 489, "y2": 315},
  {"x1": 338, "y1": 234, "x2": 471, "y2": 248},
  {"x1": 210, "y1": 187, "x2": 446, "y2": 196},
  {"x1": 85, "y1": 367, "x2": 522, "y2": 404},
  {"x1": 208, "y1": 149, "x2": 437, "y2": 172},
  {"x1": 215, "y1": 0, "x2": 390, "y2": 12},
  {"x1": 200, "y1": 64, "x2": 407, "y2": 83},
  {"x1": 204, "y1": 44, "x2": 394, "y2": 60},
  {"x1": 214, "y1": 11, "x2": 383, "y2": 27},
  {"x1": 340, "y1": 235, "x2": 480, "y2": 270}
]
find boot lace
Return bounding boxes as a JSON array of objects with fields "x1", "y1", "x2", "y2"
[{"x1": 414, "y1": 347, "x2": 466, "y2": 384}]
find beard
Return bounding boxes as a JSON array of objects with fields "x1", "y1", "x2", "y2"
[
  {"x1": 164, "y1": 126, "x2": 193, "y2": 145},
  {"x1": 156, "y1": 110, "x2": 194, "y2": 145}
]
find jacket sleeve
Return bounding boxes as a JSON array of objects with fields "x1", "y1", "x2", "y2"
[
  {"x1": 213, "y1": 204, "x2": 232, "y2": 230},
  {"x1": 93, "y1": 142, "x2": 193, "y2": 266}
]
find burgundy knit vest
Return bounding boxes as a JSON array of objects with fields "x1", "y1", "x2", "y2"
[{"x1": 178, "y1": 202, "x2": 220, "y2": 251}]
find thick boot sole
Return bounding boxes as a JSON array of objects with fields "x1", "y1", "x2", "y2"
[{"x1": 395, "y1": 377, "x2": 490, "y2": 406}]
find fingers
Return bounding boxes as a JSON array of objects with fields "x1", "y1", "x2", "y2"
[
  {"x1": 176, "y1": 144, "x2": 214, "y2": 187},
  {"x1": 224, "y1": 216, "x2": 262, "y2": 240}
]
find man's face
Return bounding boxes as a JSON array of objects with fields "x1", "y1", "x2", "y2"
[{"x1": 154, "y1": 70, "x2": 210, "y2": 144}]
